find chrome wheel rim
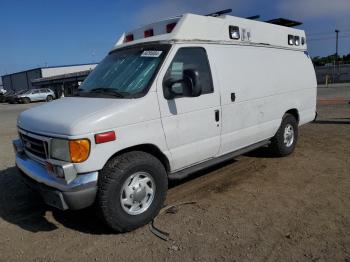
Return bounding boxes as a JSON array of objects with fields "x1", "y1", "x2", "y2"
[
  {"x1": 120, "y1": 172, "x2": 155, "y2": 216},
  {"x1": 283, "y1": 124, "x2": 294, "y2": 147}
]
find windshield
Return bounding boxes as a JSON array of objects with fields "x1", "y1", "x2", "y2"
[
  {"x1": 78, "y1": 44, "x2": 170, "y2": 98},
  {"x1": 13, "y1": 90, "x2": 26, "y2": 95}
]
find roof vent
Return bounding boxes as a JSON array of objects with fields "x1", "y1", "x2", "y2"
[
  {"x1": 265, "y1": 18, "x2": 302, "y2": 28},
  {"x1": 206, "y1": 9, "x2": 232, "y2": 17}
]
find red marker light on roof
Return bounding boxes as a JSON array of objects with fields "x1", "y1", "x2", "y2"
[
  {"x1": 144, "y1": 29, "x2": 154, "y2": 38},
  {"x1": 125, "y1": 34, "x2": 134, "y2": 42},
  {"x1": 95, "y1": 131, "x2": 116, "y2": 144},
  {"x1": 166, "y1": 22, "x2": 177, "y2": 33}
]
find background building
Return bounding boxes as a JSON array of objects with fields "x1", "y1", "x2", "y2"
[
  {"x1": 32, "y1": 70, "x2": 94, "y2": 97},
  {"x1": 1, "y1": 63, "x2": 97, "y2": 97}
]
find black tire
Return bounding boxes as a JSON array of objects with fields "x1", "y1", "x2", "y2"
[
  {"x1": 97, "y1": 151, "x2": 168, "y2": 232},
  {"x1": 46, "y1": 95, "x2": 53, "y2": 102},
  {"x1": 23, "y1": 97, "x2": 31, "y2": 104},
  {"x1": 270, "y1": 113, "x2": 298, "y2": 156}
]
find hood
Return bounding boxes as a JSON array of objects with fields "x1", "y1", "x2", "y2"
[{"x1": 17, "y1": 94, "x2": 159, "y2": 136}]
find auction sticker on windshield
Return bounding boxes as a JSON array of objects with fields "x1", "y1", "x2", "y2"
[{"x1": 141, "y1": 50, "x2": 163, "y2": 57}]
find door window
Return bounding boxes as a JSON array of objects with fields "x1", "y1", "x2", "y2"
[{"x1": 163, "y1": 47, "x2": 214, "y2": 97}]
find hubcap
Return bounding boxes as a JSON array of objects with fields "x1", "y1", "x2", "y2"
[
  {"x1": 283, "y1": 124, "x2": 294, "y2": 147},
  {"x1": 120, "y1": 172, "x2": 155, "y2": 215}
]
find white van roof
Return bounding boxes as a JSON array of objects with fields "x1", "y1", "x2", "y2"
[{"x1": 112, "y1": 13, "x2": 307, "y2": 51}]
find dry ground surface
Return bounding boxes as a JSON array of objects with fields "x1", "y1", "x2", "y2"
[{"x1": 0, "y1": 94, "x2": 349, "y2": 261}]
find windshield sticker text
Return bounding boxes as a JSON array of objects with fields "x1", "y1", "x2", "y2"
[{"x1": 141, "y1": 50, "x2": 163, "y2": 57}]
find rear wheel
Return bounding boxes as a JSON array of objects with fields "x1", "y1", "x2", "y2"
[
  {"x1": 46, "y1": 95, "x2": 53, "y2": 102},
  {"x1": 22, "y1": 97, "x2": 31, "y2": 104},
  {"x1": 97, "y1": 151, "x2": 168, "y2": 232},
  {"x1": 270, "y1": 113, "x2": 298, "y2": 156}
]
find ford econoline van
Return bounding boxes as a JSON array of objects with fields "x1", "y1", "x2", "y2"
[{"x1": 13, "y1": 12, "x2": 316, "y2": 232}]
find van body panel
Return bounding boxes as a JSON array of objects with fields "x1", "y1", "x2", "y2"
[
  {"x1": 18, "y1": 94, "x2": 160, "y2": 136},
  {"x1": 73, "y1": 114, "x2": 172, "y2": 174},
  {"x1": 17, "y1": 92, "x2": 172, "y2": 174},
  {"x1": 207, "y1": 44, "x2": 316, "y2": 155}
]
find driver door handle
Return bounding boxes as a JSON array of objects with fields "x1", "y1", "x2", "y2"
[{"x1": 215, "y1": 110, "x2": 220, "y2": 122}]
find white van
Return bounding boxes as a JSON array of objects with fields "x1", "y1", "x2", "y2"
[{"x1": 13, "y1": 12, "x2": 316, "y2": 232}]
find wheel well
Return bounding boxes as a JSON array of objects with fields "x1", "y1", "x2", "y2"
[
  {"x1": 108, "y1": 144, "x2": 170, "y2": 173},
  {"x1": 285, "y1": 109, "x2": 299, "y2": 123}
]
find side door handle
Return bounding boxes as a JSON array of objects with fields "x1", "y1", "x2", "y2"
[
  {"x1": 231, "y1": 93, "x2": 236, "y2": 102},
  {"x1": 215, "y1": 110, "x2": 220, "y2": 122}
]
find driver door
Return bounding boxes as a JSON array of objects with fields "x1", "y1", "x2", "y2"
[
  {"x1": 157, "y1": 46, "x2": 221, "y2": 171},
  {"x1": 39, "y1": 89, "x2": 48, "y2": 100},
  {"x1": 30, "y1": 90, "x2": 40, "y2": 101}
]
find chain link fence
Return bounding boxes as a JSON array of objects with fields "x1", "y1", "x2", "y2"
[{"x1": 315, "y1": 62, "x2": 350, "y2": 85}]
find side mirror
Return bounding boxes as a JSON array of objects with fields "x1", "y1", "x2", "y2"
[{"x1": 163, "y1": 69, "x2": 202, "y2": 100}]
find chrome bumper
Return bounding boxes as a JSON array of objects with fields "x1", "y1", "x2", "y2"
[
  {"x1": 14, "y1": 139, "x2": 98, "y2": 210},
  {"x1": 16, "y1": 153, "x2": 98, "y2": 192}
]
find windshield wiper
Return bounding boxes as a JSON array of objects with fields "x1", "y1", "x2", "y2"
[{"x1": 89, "y1": 87, "x2": 127, "y2": 98}]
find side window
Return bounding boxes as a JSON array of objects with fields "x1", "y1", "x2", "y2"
[
  {"x1": 33, "y1": 90, "x2": 40, "y2": 94},
  {"x1": 164, "y1": 47, "x2": 214, "y2": 96}
]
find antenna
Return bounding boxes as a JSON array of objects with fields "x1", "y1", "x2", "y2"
[
  {"x1": 246, "y1": 15, "x2": 260, "y2": 20},
  {"x1": 206, "y1": 9, "x2": 232, "y2": 17}
]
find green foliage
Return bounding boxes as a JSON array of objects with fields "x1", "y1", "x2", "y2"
[{"x1": 312, "y1": 53, "x2": 350, "y2": 66}]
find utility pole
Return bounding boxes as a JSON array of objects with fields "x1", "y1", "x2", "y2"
[
  {"x1": 335, "y1": 29, "x2": 339, "y2": 57},
  {"x1": 333, "y1": 29, "x2": 340, "y2": 84}
]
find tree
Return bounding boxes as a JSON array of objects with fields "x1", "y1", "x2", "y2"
[{"x1": 312, "y1": 53, "x2": 350, "y2": 66}]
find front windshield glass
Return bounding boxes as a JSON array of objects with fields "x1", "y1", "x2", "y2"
[
  {"x1": 78, "y1": 44, "x2": 170, "y2": 98},
  {"x1": 16, "y1": 90, "x2": 26, "y2": 95}
]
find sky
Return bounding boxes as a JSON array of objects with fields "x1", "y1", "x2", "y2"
[{"x1": 0, "y1": 0, "x2": 350, "y2": 76}]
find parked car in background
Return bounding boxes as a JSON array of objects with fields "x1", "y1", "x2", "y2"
[
  {"x1": 17, "y1": 88, "x2": 55, "y2": 103},
  {"x1": 0, "y1": 90, "x2": 15, "y2": 103},
  {"x1": 7, "y1": 90, "x2": 28, "y2": 104},
  {"x1": 0, "y1": 92, "x2": 6, "y2": 102}
]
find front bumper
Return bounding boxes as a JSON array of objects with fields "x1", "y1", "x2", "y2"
[{"x1": 14, "y1": 140, "x2": 98, "y2": 210}]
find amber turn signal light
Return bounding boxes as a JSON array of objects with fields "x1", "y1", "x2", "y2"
[{"x1": 69, "y1": 139, "x2": 90, "y2": 163}]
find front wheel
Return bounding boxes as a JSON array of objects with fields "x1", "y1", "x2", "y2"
[
  {"x1": 270, "y1": 113, "x2": 298, "y2": 156},
  {"x1": 97, "y1": 151, "x2": 168, "y2": 232},
  {"x1": 46, "y1": 95, "x2": 53, "y2": 102}
]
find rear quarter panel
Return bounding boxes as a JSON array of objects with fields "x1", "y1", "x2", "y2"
[{"x1": 207, "y1": 44, "x2": 316, "y2": 155}]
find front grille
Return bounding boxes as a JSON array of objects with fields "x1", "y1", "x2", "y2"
[{"x1": 21, "y1": 133, "x2": 48, "y2": 159}]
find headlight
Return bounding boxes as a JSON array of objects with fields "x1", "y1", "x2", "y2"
[
  {"x1": 51, "y1": 139, "x2": 70, "y2": 162},
  {"x1": 51, "y1": 138, "x2": 90, "y2": 163}
]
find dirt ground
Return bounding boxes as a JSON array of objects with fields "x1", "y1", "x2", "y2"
[{"x1": 0, "y1": 97, "x2": 349, "y2": 261}]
